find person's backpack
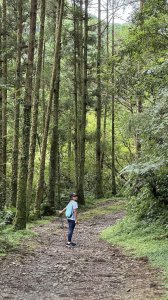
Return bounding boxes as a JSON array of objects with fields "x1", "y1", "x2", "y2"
[{"x1": 65, "y1": 202, "x2": 73, "y2": 218}]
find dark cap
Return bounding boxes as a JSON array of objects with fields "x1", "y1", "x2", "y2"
[{"x1": 70, "y1": 192, "x2": 78, "y2": 198}]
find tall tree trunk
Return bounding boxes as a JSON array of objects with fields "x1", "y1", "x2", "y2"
[
  {"x1": 14, "y1": 0, "x2": 38, "y2": 230},
  {"x1": 73, "y1": 0, "x2": 79, "y2": 191},
  {"x1": 27, "y1": 0, "x2": 46, "y2": 215},
  {"x1": 77, "y1": 0, "x2": 88, "y2": 205},
  {"x1": 135, "y1": 96, "x2": 142, "y2": 158},
  {"x1": 34, "y1": 0, "x2": 64, "y2": 218},
  {"x1": 101, "y1": 106, "x2": 107, "y2": 170},
  {"x1": 42, "y1": 42, "x2": 46, "y2": 133},
  {"x1": 111, "y1": 1, "x2": 116, "y2": 195},
  {"x1": 96, "y1": 0, "x2": 103, "y2": 198},
  {"x1": 48, "y1": 16, "x2": 61, "y2": 212},
  {"x1": 76, "y1": 0, "x2": 83, "y2": 178},
  {"x1": 135, "y1": 0, "x2": 144, "y2": 158},
  {"x1": 101, "y1": 0, "x2": 109, "y2": 171},
  {"x1": 2, "y1": 0, "x2": 7, "y2": 208},
  {"x1": 67, "y1": 112, "x2": 72, "y2": 178},
  {"x1": 10, "y1": 0, "x2": 23, "y2": 208},
  {"x1": 0, "y1": 5, "x2": 3, "y2": 209}
]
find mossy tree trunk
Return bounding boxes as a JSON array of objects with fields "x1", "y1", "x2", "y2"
[
  {"x1": 67, "y1": 113, "x2": 72, "y2": 179},
  {"x1": 42, "y1": 42, "x2": 46, "y2": 133},
  {"x1": 77, "y1": 0, "x2": 88, "y2": 205},
  {"x1": 27, "y1": 0, "x2": 46, "y2": 216},
  {"x1": 14, "y1": 0, "x2": 38, "y2": 230},
  {"x1": 76, "y1": 0, "x2": 83, "y2": 189},
  {"x1": 101, "y1": 0, "x2": 108, "y2": 172},
  {"x1": 0, "y1": 5, "x2": 3, "y2": 209},
  {"x1": 10, "y1": 0, "x2": 23, "y2": 208},
  {"x1": 48, "y1": 8, "x2": 62, "y2": 211},
  {"x1": 73, "y1": 0, "x2": 79, "y2": 191},
  {"x1": 111, "y1": 1, "x2": 116, "y2": 195},
  {"x1": 34, "y1": 0, "x2": 64, "y2": 218},
  {"x1": 96, "y1": 0, "x2": 103, "y2": 198},
  {"x1": 101, "y1": 106, "x2": 107, "y2": 171},
  {"x1": 2, "y1": 0, "x2": 7, "y2": 208}
]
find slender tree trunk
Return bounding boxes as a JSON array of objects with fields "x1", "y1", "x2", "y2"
[
  {"x1": 42, "y1": 42, "x2": 46, "y2": 133},
  {"x1": 14, "y1": 0, "x2": 38, "y2": 230},
  {"x1": 48, "y1": 18, "x2": 61, "y2": 212},
  {"x1": 76, "y1": 0, "x2": 83, "y2": 173},
  {"x1": 34, "y1": 0, "x2": 64, "y2": 218},
  {"x1": 57, "y1": 143, "x2": 61, "y2": 206},
  {"x1": 101, "y1": 0, "x2": 109, "y2": 171},
  {"x1": 10, "y1": 0, "x2": 23, "y2": 208},
  {"x1": 135, "y1": 96, "x2": 142, "y2": 158},
  {"x1": 77, "y1": 0, "x2": 88, "y2": 205},
  {"x1": 135, "y1": 0, "x2": 144, "y2": 158},
  {"x1": 73, "y1": 0, "x2": 79, "y2": 190},
  {"x1": 0, "y1": 5, "x2": 3, "y2": 209},
  {"x1": 101, "y1": 106, "x2": 107, "y2": 170},
  {"x1": 27, "y1": 0, "x2": 46, "y2": 215},
  {"x1": 2, "y1": 0, "x2": 7, "y2": 208},
  {"x1": 111, "y1": 1, "x2": 116, "y2": 195},
  {"x1": 67, "y1": 113, "x2": 72, "y2": 178},
  {"x1": 96, "y1": 0, "x2": 103, "y2": 198}
]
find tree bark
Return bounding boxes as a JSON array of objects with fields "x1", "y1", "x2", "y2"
[
  {"x1": 73, "y1": 0, "x2": 79, "y2": 191},
  {"x1": 34, "y1": 0, "x2": 64, "y2": 218},
  {"x1": 111, "y1": 1, "x2": 116, "y2": 195},
  {"x1": 10, "y1": 0, "x2": 23, "y2": 208},
  {"x1": 96, "y1": 0, "x2": 103, "y2": 198},
  {"x1": 101, "y1": 106, "x2": 107, "y2": 170},
  {"x1": 76, "y1": 0, "x2": 83, "y2": 175},
  {"x1": 42, "y1": 42, "x2": 46, "y2": 133},
  {"x1": 101, "y1": 0, "x2": 109, "y2": 171},
  {"x1": 14, "y1": 0, "x2": 38, "y2": 230},
  {"x1": 135, "y1": 0, "x2": 144, "y2": 158},
  {"x1": 77, "y1": 0, "x2": 88, "y2": 205},
  {"x1": 2, "y1": 0, "x2": 7, "y2": 208},
  {"x1": 67, "y1": 112, "x2": 72, "y2": 178},
  {"x1": 0, "y1": 5, "x2": 3, "y2": 209},
  {"x1": 48, "y1": 10, "x2": 61, "y2": 211},
  {"x1": 27, "y1": 0, "x2": 46, "y2": 215}
]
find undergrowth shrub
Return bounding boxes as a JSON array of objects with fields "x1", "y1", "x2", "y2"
[{"x1": 124, "y1": 170, "x2": 168, "y2": 224}]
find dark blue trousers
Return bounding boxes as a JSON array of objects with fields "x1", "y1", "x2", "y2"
[{"x1": 67, "y1": 220, "x2": 76, "y2": 242}]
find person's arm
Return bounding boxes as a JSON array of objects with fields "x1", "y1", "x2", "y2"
[
  {"x1": 59, "y1": 207, "x2": 66, "y2": 215},
  {"x1": 74, "y1": 208, "x2": 78, "y2": 224}
]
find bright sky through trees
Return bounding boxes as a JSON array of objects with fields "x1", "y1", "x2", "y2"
[{"x1": 88, "y1": 0, "x2": 133, "y2": 23}]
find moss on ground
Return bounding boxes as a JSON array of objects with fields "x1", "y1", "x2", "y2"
[{"x1": 0, "y1": 215, "x2": 56, "y2": 255}]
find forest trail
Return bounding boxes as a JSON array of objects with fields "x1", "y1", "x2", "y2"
[{"x1": 0, "y1": 202, "x2": 166, "y2": 300}]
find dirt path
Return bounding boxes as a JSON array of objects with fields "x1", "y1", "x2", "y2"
[{"x1": 0, "y1": 207, "x2": 166, "y2": 300}]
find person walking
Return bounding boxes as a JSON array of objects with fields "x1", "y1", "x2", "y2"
[{"x1": 59, "y1": 192, "x2": 78, "y2": 247}]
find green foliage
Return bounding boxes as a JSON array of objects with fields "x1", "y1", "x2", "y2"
[
  {"x1": 115, "y1": 0, "x2": 168, "y2": 222},
  {"x1": 3, "y1": 0, "x2": 168, "y2": 223},
  {"x1": 121, "y1": 90, "x2": 168, "y2": 222},
  {"x1": 0, "y1": 208, "x2": 16, "y2": 226}
]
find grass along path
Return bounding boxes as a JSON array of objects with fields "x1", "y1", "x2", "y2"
[
  {"x1": 101, "y1": 215, "x2": 168, "y2": 292},
  {"x1": 0, "y1": 198, "x2": 167, "y2": 300}
]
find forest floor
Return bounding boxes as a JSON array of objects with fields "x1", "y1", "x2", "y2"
[{"x1": 0, "y1": 200, "x2": 167, "y2": 300}]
